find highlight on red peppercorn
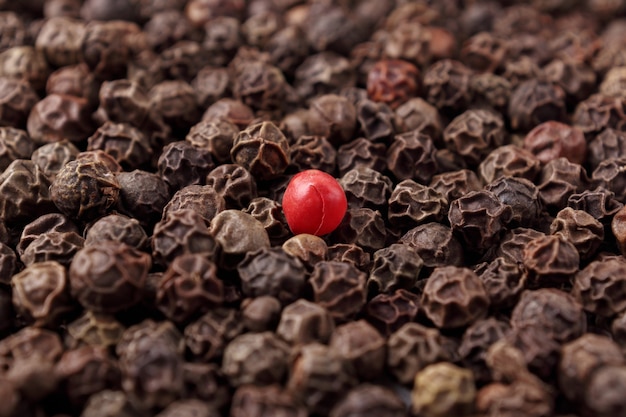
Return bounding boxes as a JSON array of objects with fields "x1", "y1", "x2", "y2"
[{"x1": 282, "y1": 169, "x2": 347, "y2": 236}]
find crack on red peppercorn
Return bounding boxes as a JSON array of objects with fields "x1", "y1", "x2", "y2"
[{"x1": 311, "y1": 183, "x2": 326, "y2": 236}]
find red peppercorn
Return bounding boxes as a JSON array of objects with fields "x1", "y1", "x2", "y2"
[{"x1": 282, "y1": 170, "x2": 347, "y2": 236}]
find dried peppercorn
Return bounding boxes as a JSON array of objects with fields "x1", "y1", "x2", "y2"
[
  {"x1": 421, "y1": 266, "x2": 490, "y2": 329},
  {"x1": 412, "y1": 362, "x2": 476, "y2": 417},
  {"x1": 367, "y1": 59, "x2": 420, "y2": 110},
  {"x1": 282, "y1": 169, "x2": 347, "y2": 236}
]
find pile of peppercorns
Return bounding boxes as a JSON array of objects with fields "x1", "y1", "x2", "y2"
[{"x1": 2, "y1": 0, "x2": 626, "y2": 416}]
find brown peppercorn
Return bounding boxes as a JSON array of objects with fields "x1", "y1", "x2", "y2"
[
  {"x1": 511, "y1": 288, "x2": 586, "y2": 360},
  {"x1": 421, "y1": 266, "x2": 490, "y2": 329},
  {"x1": 430, "y1": 169, "x2": 483, "y2": 202},
  {"x1": 309, "y1": 261, "x2": 367, "y2": 323},
  {"x1": 35, "y1": 17, "x2": 85, "y2": 68},
  {"x1": 230, "y1": 384, "x2": 306, "y2": 417},
  {"x1": 201, "y1": 17, "x2": 240, "y2": 67},
  {"x1": 307, "y1": 94, "x2": 357, "y2": 146},
  {"x1": 116, "y1": 169, "x2": 170, "y2": 229},
  {"x1": 11, "y1": 261, "x2": 73, "y2": 327},
  {"x1": 592, "y1": 157, "x2": 626, "y2": 203},
  {"x1": 386, "y1": 322, "x2": 449, "y2": 384},
  {"x1": 448, "y1": 190, "x2": 512, "y2": 252},
  {"x1": 87, "y1": 122, "x2": 152, "y2": 171},
  {"x1": 422, "y1": 59, "x2": 473, "y2": 114},
  {"x1": 584, "y1": 366, "x2": 626, "y2": 417},
  {"x1": 400, "y1": 222, "x2": 464, "y2": 270},
  {"x1": 181, "y1": 362, "x2": 229, "y2": 410},
  {"x1": 294, "y1": 52, "x2": 356, "y2": 101},
  {"x1": 459, "y1": 318, "x2": 511, "y2": 384},
  {"x1": 380, "y1": 19, "x2": 431, "y2": 65},
  {"x1": 184, "y1": 307, "x2": 243, "y2": 361},
  {"x1": 337, "y1": 137, "x2": 387, "y2": 177},
  {"x1": 191, "y1": 66, "x2": 230, "y2": 110},
  {"x1": 76, "y1": 150, "x2": 123, "y2": 173},
  {"x1": 243, "y1": 197, "x2": 290, "y2": 246},
  {"x1": 538, "y1": 157, "x2": 589, "y2": 212},
  {"x1": 0, "y1": 46, "x2": 50, "y2": 91},
  {"x1": 282, "y1": 234, "x2": 328, "y2": 270},
  {"x1": 150, "y1": 80, "x2": 201, "y2": 134},
  {"x1": 412, "y1": 362, "x2": 476, "y2": 417},
  {"x1": 460, "y1": 31, "x2": 507, "y2": 73},
  {"x1": 157, "y1": 140, "x2": 214, "y2": 193},
  {"x1": 572, "y1": 93, "x2": 626, "y2": 139},
  {"x1": 238, "y1": 247, "x2": 306, "y2": 305},
  {"x1": 355, "y1": 99, "x2": 397, "y2": 143},
  {"x1": 50, "y1": 159, "x2": 120, "y2": 222},
  {"x1": 329, "y1": 384, "x2": 406, "y2": 417},
  {"x1": 559, "y1": 334, "x2": 624, "y2": 402},
  {"x1": 0, "y1": 326, "x2": 63, "y2": 401},
  {"x1": 327, "y1": 243, "x2": 371, "y2": 272},
  {"x1": 202, "y1": 98, "x2": 254, "y2": 130},
  {"x1": 277, "y1": 299, "x2": 334, "y2": 345},
  {"x1": 523, "y1": 121, "x2": 587, "y2": 165},
  {"x1": 0, "y1": 12, "x2": 27, "y2": 53},
  {"x1": 475, "y1": 257, "x2": 527, "y2": 309},
  {"x1": 209, "y1": 210, "x2": 270, "y2": 269},
  {"x1": 233, "y1": 61, "x2": 287, "y2": 113},
  {"x1": 365, "y1": 289, "x2": 420, "y2": 336},
  {"x1": 340, "y1": 167, "x2": 392, "y2": 212},
  {"x1": 508, "y1": 79, "x2": 567, "y2": 132},
  {"x1": 69, "y1": 241, "x2": 150, "y2": 314},
  {"x1": 241, "y1": 296, "x2": 281, "y2": 332},
  {"x1": 443, "y1": 108, "x2": 506, "y2": 167},
  {"x1": 46, "y1": 63, "x2": 99, "y2": 108},
  {"x1": 588, "y1": 128, "x2": 626, "y2": 170},
  {"x1": 550, "y1": 207, "x2": 604, "y2": 260},
  {"x1": 367, "y1": 59, "x2": 420, "y2": 110},
  {"x1": 486, "y1": 177, "x2": 541, "y2": 229},
  {"x1": 0, "y1": 128, "x2": 32, "y2": 174},
  {"x1": 329, "y1": 320, "x2": 386, "y2": 381},
  {"x1": 388, "y1": 180, "x2": 448, "y2": 229},
  {"x1": 84, "y1": 214, "x2": 146, "y2": 250},
  {"x1": 287, "y1": 343, "x2": 357, "y2": 416},
  {"x1": 27, "y1": 94, "x2": 94, "y2": 145},
  {"x1": 544, "y1": 58, "x2": 597, "y2": 106},
  {"x1": 267, "y1": 25, "x2": 309, "y2": 78},
  {"x1": 81, "y1": 21, "x2": 138, "y2": 80},
  {"x1": 289, "y1": 135, "x2": 336, "y2": 174},
  {"x1": 117, "y1": 320, "x2": 185, "y2": 411},
  {"x1": 478, "y1": 144, "x2": 541, "y2": 185},
  {"x1": 222, "y1": 331, "x2": 290, "y2": 387},
  {"x1": 386, "y1": 129, "x2": 438, "y2": 184},
  {"x1": 205, "y1": 164, "x2": 258, "y2": 209},
  {"x1": 330, "y1": 208, "x2": 387, "y2": 253},
  {"x1": 522, "y1": 234, "x2": 579, "y2": 288},
  {"x1": 231, "y1": 121, "x2": 290, "y2": 181},
  {"x1": 64, "y1": 310, "x2": 125, "y2": 349},
  {"x1": 569, "y1": 186, "x2": 623, "y2": 225},
  {"x1": 185, "y1": 118, "x2": 237, "y2": 165},
  {"x1": 152, "y1": 209, "x2": 217, "y2": 267},
  {"x1": 368, "y1": 243, "x2": 424, "y2": 295},
  {"x1": 395, "y1": 97, "x2": 443, "y2": 141},
  {"x1": 55, "y1": 345, "x2": 121, "y2": 409},
  {"x1": 573, "y1": 257, "x2": 626, "y2": 318},
  {"x1": 30, "y1": 140, "x2": 80, "y2": 181},
  {"x1": 157, "y1": 254, "x2": 223, "y2": 324},
  {"x1": 0, "y1": 78, "x2": 38, "y2": 129},
  {"x1": 470, "y1": 72, "x2": 511, "y2": 112},
  {"x1": 163, "y1": 184, "x2": 225, "y2": 226},
  {"x1": 19, "y1": 230, "x2": 84, "y2": 267},
  {"x1": 0, "y1": 159, "x2": 55, "y2": 225}
]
